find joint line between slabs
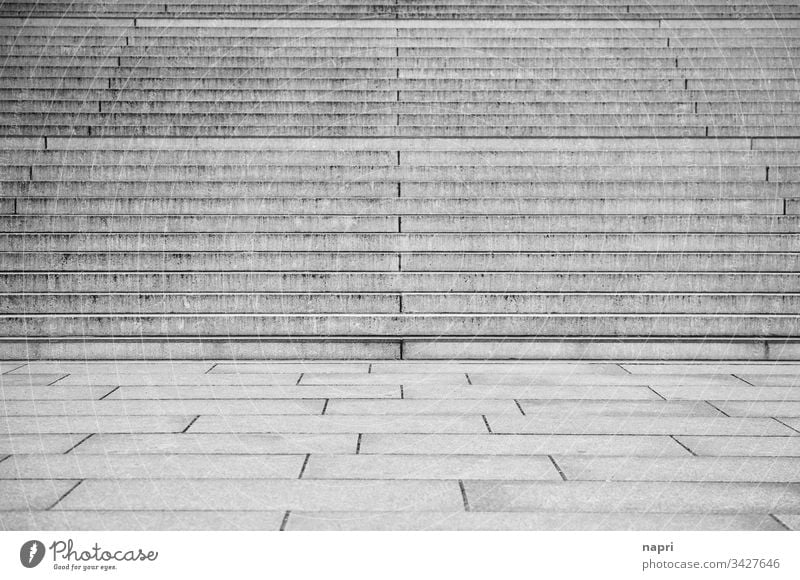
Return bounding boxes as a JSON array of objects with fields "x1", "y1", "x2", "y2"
[
  {"x1": 47, "y1": 480, "x2": 83, "y2": 511},
  {"x1": 514, "y1": 399, "x2": 526, "y2": 416},
  {"x1": 321, "y1": 399, "x2": 329, "y2": 415},
  {"x1": 99, "y1": 386, "x2": 121, "y2": 400},
  {"x1": 1, "y1": 363, "x2": 27, "y2": 375},
  {"x1": 465, "y1": 373, "x2": 472, "y2": 385},
  {"x1": 356, "y1": 433, "x2": 362, "y2": 454},
  {"x1": 181, "y1": 415, "x2": 200, "y2": 433},
  {"x1": 647, "y1": 386, "x2": 667, "y2": 401},
  {"x1": 773, "y1": 417, "x2": 800, "y2": 434},
  {"x1": 205, "y1": 362, "x2": 218, "y2": 374},
  {"x1": 669, "y1": 434, "x2": 697, "y2": 456},
  {"x1": 63, "y1": 433, "x2": 94, "y2": 455},
  {"x1": 731, "y1": 373, "x2": 756, "y2": 386},
  {"x1": 548, "y1": 455, "x2": 568, "y2": 481},
  {"x1": 0, "y1": 454, "x2": 10, "y2": 464},
  {"x1": 458, "y1": 480, "x2": 470, "y2": 512},
  {"x1": 48, "y1": 374, "x2": 70, "y2": 386},
  {"x1": 769, "y1": 514, "x2": 792, "y2": 531},
  {"x1": 482, "y1": 415, "x2": 492, "y2": 433},
  {"x1": 616, "y1": 363, "x2": 632, "y2": 375},
  {"x1": 298, "y1": 454, "x2": 310, "y2": 479},
  {"x1": 705, "y1": 401, "x2": 730, "y2": 417},
  {"x1": 296, "y1": 373, "x2": 304, "y2": 385},
  {"x1": 280, "y1": 510, "x2": 291, "y2": 531}
]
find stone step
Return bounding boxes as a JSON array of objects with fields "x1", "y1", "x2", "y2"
[
  {"x1": 9, "y1": 197, "x2": 783, "y2": 215},
  {"x1": 5, "y1": 272, "x2": 796, "y2": 293},
  {"x1": 2, "y1": 214, "x2": 797, "y2": 233},
  {"x1": 3, "y1": 233, "x2": 798, "y2": 251},
  {"x1": 1, "y1": 251, "x2": 794, "y2": 272},
  {"x1": 4, "y1": 313, "x2": 799, "y2": 337},
  {"x1": 1, "y1": 292, "x2": 794, "y2": 315}
]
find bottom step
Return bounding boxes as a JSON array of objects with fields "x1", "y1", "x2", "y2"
[{"x1": 1, "y1": 338, "x2": 798, "y2": 361}]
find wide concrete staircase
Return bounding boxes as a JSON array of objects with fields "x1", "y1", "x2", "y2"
[{"x1": 1, "y1": 7, "x2": 799, "y2": 360}]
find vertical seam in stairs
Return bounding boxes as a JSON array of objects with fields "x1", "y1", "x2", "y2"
[
  {"x1": 705, "y1": 401, "x2": 729, "y2": 417},
  {"x1": 458, "y1": 480, "x2": 470, "y2": 512},
  {"x1": 321, "y1": 399, "x2": 329, "y2": 415},
  {"x1": 769, "y1": 514, "x2": 791, "y2": 531},
  {"x1": 63, "y1": 433, "x2": 94, "y2": 454},
  {"x1": 482, "y1": 415, "x2": 492, "y2": 433},
  {"x1": 355, "y1": 433, "x2": 362, "y2": 454},
  {"x1": 279, "y1": 511, "x2": 291, "y2": 531},
  {"x1": 773, "y1": 417, "x2": 800, "y2": 435},
  {"x1": 514, "y1": 400, "x2": 525, "y2": 415},
  {"x1": 298, "y1": 454, "x2": 310, "y2": 478}
]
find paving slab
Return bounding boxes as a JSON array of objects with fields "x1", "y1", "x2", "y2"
[
  {"x1": 0, "y1": 454, "x2": 305, "y2": 480},
  {"x1": 17, "y1": 362, "x2": 216, "y2": 375},
  {"x1": 55, "y1": 479, "x2": 464, "y2": 511},
  {"x1": 0, "y1": 434, "x2": 87, "y2": 454},
  {"x1": 304, "y1": 454, "x2": 560, "y2": 481},
  {"x1": 210, "y1": 362, "x2": 370, "y2": 374},
  {"x1": 361, "y1": 434, "x2": 688, "y2": 456},
  {"x1": 463, "y1": 481, "x2": 800, "y2": 513},
  {"x1": 284, "y1": 511, "x2": 785, "y2": 531},
  {"x1": 622, "y1": 364, "x2": 800, "y2": 375},
  {"x1": 652, "y1": 385, "x2": 800, "y2": 401},
  {"x1": 188, "y1": 414, "x2": 487, "y2": 434},
  {"x1": 1, "y1": 415, "x2": 195, "y2": 434},
  {"x1": 0, "y1": 510, "x2": 286, "y2": 531},
  {"x1": 371, "y1": 362, "x2": 628, "y2": 375},
  {"x1": 0, "y1": 374, "x2": 68, "y2": 386},
  {"x1": 106, "y1": 384, "x2": 400, "y2": 400},
  {"x1": 325, "y1": 399, "x2": 520, "y2": 415},
  {"x1": 676, "y1": 436, "x2": 800, "y2": 457},
  {"x1": 299, "y1": 372, "x2": 469, "y2": 385},
  {"x1": 72, "y1": 433, "x2": 357, "y2": 455},
  {"x1": 0, "y1": 479, "x2": 81, "y2": 510},
  {"x1": 1, "y1": 399, "x2": 325, "y2": 416},
  {"x1": 486, "y1": 416, "x2": 794, "y2": 436},
  {"x1": 403, "y1": 384, "x2": 660, "y2": 400},
  {"x1": 55, "y1": 372, "x2": 301, "y2": 386},
  {"x1": 738, "y1": 374, "x2": 800, "y2": 387},
  {"x1": 555, "y1": 456, "x2": 800, "y2": 482},
  {"x1": 517, "y1": 400, "x2": 722, "y2": 417},
  {"x1": 712, "y1": 401, "x2": 800, "y2": 417},
  {"x1": 466, "y1": 373, "x2": 745, "y2": 386}
]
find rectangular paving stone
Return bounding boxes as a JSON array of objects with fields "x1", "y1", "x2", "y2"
[
  {"x1": 0, "y1": 373, "x2": 67, "y2": 386},
  {"x1": 0, "y1": 454, "x2": 305, "y2": 480},
  {"x1": 371, "y1": 362, "x2": 628, "y2": 375},
  {"x1": 299, "y1": 372, "x2": 469, "y2": 385},
  {"x1": 623, "y1": 364, "x2": 800, "y2": 375},
  {"x1": 466, "y1": 373, "x2": 744, "y2": 386},
  {"x1": 303, "y1": 454, "x2": 560, "y2": 480},
  {"x1": 403, "y1": 384, "x2": 660, "y2": 400},
  {"x1": 0, "y1": 386, "x2": 116, "y2": 401},
  {"x1": 677, "y1": 436, "x2": 800, "y2": 457},
  {"x1": 55, "y1": 372, "x2": 301, "y2": 386},
  {"x1": 0, "y1": 479, "x2": 81, "y2": 510},
  {"x1": 712, "y1": 401, "x2": 800, "y2": 417},
  {"x1": 486, "y1": 416, "x2": 793, "y2": 436},
  {"x1": 188, "y1": 414, "x2": 487, "y2": 434},
  {"x1": 464, "y1": 481, "x2": 800, "y2": 513},
  {"x1": 1, "y1": 399, "x2": 325, "y2": 416},
  {"x1": 55, "y1": 479, "x2": 464, "y2": 511},
  {"x1": 210, "y1": 362, "x2": 370, "y2": 374},
  {"x1": 739, "y1": 374, "x2": 800, "y2": 387},
  {"x1": 555, "y1": 456, "x2": 800, "y2": 482},
  {"x1": 518, "y1": 400, "x2": 722, "y2": 417},
  {"x1": 325, "y1": 399, "x2": 521, "y2": 415},
  {"x1": 1, "y1": 415, "x2": 195, "y2": 434},
  {"x1": 107, "y1": 384, "x2": 400, "y2": 400},
  {"x1": 361, "y1": 434, "x2": 688, "y2": 456},
  {"x1": 0, "y1": 434, "x2": 87, "y2": 454},
  {"x1": 73, "y1": 433, "x2": 357, "y2": 454},
  {"x1": 18, "y1": 361, "x2": 216, "y2": 375},
  {"x1": 653, "y1": 385, "x2": 800, "y2": 401},
  {"x1": 284, "y1": 511, "x2": 785, "y2": 531},
  {"x1": 0, "y1": 510, "x2": 287, "y2": 531}
]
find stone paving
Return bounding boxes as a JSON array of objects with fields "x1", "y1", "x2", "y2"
[{"x1": 1, "y1": 360, "x2": 799, "y2": 530}]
